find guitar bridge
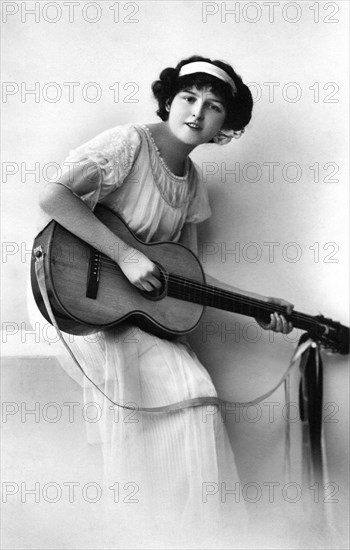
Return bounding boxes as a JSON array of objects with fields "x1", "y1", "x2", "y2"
[{"x1": 86, "y1": 249, "x2": 101, "y2": 299}]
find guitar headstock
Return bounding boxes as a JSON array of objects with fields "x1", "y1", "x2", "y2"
[{"x1": 314, "y1": 315, "x2": 349, "y2": 355}]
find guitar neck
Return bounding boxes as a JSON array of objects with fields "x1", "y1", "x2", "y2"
[{"x1": 167, "y1": 274, "x2": 328, "y2": 338}]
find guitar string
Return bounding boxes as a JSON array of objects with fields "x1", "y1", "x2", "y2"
[
  {"x1": 97, "y1": 259, "x2": 319, "y2": 322},
  {"x1": 99, "y1": 259, "x2": 278, "y2": 311},
  {"x1": 97, "y1": 259, "x2": 326, "y2": 326},
  {"x1": 93, "y1": 259, "x2": 329, "y2": 332},
  {"x1": 98, "y1": 258, "x2": 286, "y2": 311}
]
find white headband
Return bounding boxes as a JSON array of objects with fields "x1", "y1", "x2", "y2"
[{"x1": 178, "y1": 62, "x2": 237, "y2": 95}]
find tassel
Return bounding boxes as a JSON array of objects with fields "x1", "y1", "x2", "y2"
[{"x1": 298, "y1": 333, "x2": 324, "y2": 486}]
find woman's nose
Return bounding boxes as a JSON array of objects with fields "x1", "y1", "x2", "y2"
[{"x1": 192, "y1": 102, "x2": 205, "y2": 119}]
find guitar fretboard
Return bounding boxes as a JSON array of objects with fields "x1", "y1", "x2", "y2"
[{"x1": 166, "y1": 274, "x2": 328, "y2": 338}]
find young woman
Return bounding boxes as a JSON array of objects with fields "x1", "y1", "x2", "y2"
[{"x1": 33, "y1": 55, "x2": 293, "y2": 547}]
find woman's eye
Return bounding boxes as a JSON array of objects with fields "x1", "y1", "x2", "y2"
[{"x1": 209, "y1": 104, "x2": 222, "y2": 112}]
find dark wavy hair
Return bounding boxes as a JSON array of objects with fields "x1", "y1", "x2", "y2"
[{"x1": 151, "y1": 55, "x2": 253, "y2": 136}]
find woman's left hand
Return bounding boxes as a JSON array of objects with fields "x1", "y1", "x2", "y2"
[{"x1": 256, "y1": 297, "x2": 294, "y2": 334}]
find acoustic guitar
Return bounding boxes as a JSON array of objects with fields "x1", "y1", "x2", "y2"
[{"x1": 31, "y1": 205, "x2": 349, "y2": 354}]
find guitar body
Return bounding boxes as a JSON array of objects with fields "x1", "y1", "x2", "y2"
[{"x1": 31, "y1": 205, "x2": 205, "y2": 338}]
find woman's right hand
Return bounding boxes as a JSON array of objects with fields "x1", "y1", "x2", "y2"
[{"x1": 119, "y1": 247, "x2": 162, "y2": 292}]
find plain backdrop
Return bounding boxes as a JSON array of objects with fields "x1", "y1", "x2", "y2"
[{"x1": 1, "y1": 1, "x2": 349, "y2": 548}]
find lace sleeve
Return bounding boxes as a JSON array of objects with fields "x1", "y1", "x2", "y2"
[
  {"x1": 185, "y1": 162, "x2": 212, "y2": 224},
  {"x1": 59, "y1": 124, "x2": 141, "y2": 210}
]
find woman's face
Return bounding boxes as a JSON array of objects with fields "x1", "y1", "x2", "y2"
[{"x1": 167, "y1": 86, "x2": 227, "y2": 146}]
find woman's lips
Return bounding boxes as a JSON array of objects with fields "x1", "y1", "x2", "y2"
[{"x1": 185, "y1": 122, "x2": 202, "y2": 130}]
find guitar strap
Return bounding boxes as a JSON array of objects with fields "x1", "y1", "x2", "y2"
[{"x1": 34, "y1": 245, "x2": 313, "y2": 414}]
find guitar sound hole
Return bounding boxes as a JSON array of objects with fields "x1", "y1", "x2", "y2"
[{"x1": 138, "y1": 263, "x2": 167, "y2": 301}]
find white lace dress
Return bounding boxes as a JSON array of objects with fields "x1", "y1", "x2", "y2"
[{"x1": 28, "y1": 123, "x2": 248, "y2": 548}]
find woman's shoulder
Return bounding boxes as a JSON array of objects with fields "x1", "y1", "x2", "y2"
[
  {"x1": 64, "y1": 123, "x2": 143, "y2": 170},
  {"x1": 81, "y1": 122, "x2": 142, "y2": 152}
]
